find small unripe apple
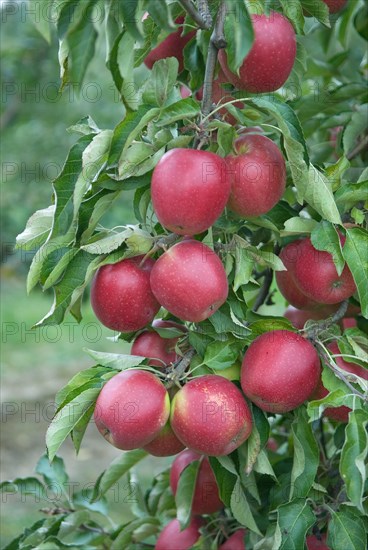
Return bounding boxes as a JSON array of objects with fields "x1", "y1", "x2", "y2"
[
  {"x1": 241, "y1": 330, "x2": 320, "y2": 413},
  {"x1": 306, "y1": 533, "x2": 330, "y2": 549},
  {"x1": 94, "y1": 370, "x2": 170, "y2": 450},
  {"x1": 323, "y1": 0, "x2": 347, "y2": 14},
  {"x1": 276, "y1": 241, "x2": 324, "y2": 310},
  {"x1": 170, "y1": 449, "x2": 223, "y2": 514},
  {"x1": 131, "y1": 326, "x2": 179, "y2": 367},
  {"x1": 151, "y1": 148, "x2": 231, "y2": 235},
  {"x1": 218, "y1": 12, "x2": 296, "y2": 93},
  {"x1": 150, "y1": 240, "x2": 228, "y2": 323},
  {"x1": 219, "y1": 529, "x2": 247, "y2": 550},
  {"x1": 171, "y1": 375, "x2": 252, "y2": 456},
  {"x1": 293, "y1": 237, "x2": 356, "y2": 305},
  {"x1": 312, "y1": 341, "x2": 368, "y2": 423},
  {"x1": 155, "y1": 517, "x2": 203, "y2": 550},
  {"x1": 226, "y1": 134, "x2": 286, "y2": 217},
  {"x1": 90, "y1": 256, "x2": 160, "y2": 332},
  {"x1": 144, "y1": 16, "x2": 195, "y2": 73},
  {"x1": 143, "y1": 420, "x2": 185, "y2": 456}
]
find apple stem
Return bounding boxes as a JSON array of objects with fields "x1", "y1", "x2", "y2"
[
  {"x1": 347, "y1": 133, "x2": 368, "y2": 161},
  {"x1": 305, "y1": 300, "x2": 349, "y2": 340},
  {"x1": 139, "y1": 233, "x2": 180, "y2": 266},
  {"x1": 178, "y1": 0, "x2": 212, "y2": 29},
  {"x1": 165, "y1": 348, "x2": 196, "y2": 388},
  {"x1": 201, "y1": 1, "x2": 227, "y2": 117}
]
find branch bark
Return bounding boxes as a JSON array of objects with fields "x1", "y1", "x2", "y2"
[
  {"x1": 165, "y1": 348, "x2": 196, "y2": 388},
  {"x1": 201, "y1": 0, "x2": 227, "y2": 116},
  {"x1": 346, "y1": 134, "x2": 368, "y2": 161},
  {"x1": 178, "y1": 0, "x2": 212, "y2": 29}
]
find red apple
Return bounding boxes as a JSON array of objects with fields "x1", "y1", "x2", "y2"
[
  {"x1": 226, "y1": 134, "x2": 286, "y2": 217},
  {"x1": 131, "y1": 330, "x2": 179, "y2": 367},
  {"x1": 323, "y1": 0, "x2": 347, "y2": 14},
  {"x1": 150, "y1": 240, "x2": 228, "y2": 323},
  {"x1": 219, "y1": 529, "x2": 247, "y2": 550},
  {"x1": 341, "y1": 317, "x2": 357, "y2": 329},
  {"x1": 218, "y1": 12, "x2": 296, "y2": 93},
  {"x1": 170, "y1": 449, "x2": 223, "y2": 514},
  {"x1": 313, "y1": 341, "x2": 368, "y2": 423},
  {"x1": 155, "y1": 518, "x2": 203, "y2": 550},
  {"x1": 171, "y1": 375, "x2": 252, "y2": 456},
  {"x1": 284, "y1": 306, "x2": 330, "y2": 329},
  {"x1": 241, "y1": 330, "x2": 320, "y2": 413},
  {"x1": 143, "y1": 420, "x2": 185, "y2": 456},
  {"x1": 293, "y1": 237, "x2": 356, "y2": 305},
  {"x1": 144, "y1": 17, "x2": 195, "y2": 73},
  {"x1": 94, "y1": 370, "x2": 170, "y2": 450},
  {"x1": 151, "y1": 148, "x2": 230, "y2": 235},
  {"x1": 90, "y1": 256, "x2": 160, "y2": 332},
  {"x1": 276, "y1": 241, "x2": 324, "y2": 310},
  {"x1": 266, "y1": 438, "x2": 278, "y2": 452},
  {"x1": 306, "y1": 533, "x2": 330, "y2": 549}
]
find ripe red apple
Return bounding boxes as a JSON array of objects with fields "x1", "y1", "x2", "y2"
[
  {"x1": 306, "y1": 533, "x2": 330, "y2": 549},
  {"x1": 241, "y1": 330, "x2": 320, "y2": 413},
  {"x1": 131, "y1": 326, "x2": 179, "y2": 367},
  {"x1": 144, "y1": 17, "x2": 195, "y2": 73},
  {"x1": 219, "y1": 529, "x2": 247, "y2": 550},
  {"x1": 143, "y1": 420, "x2": 185, "y2": 456},
  {"x1": 151, "y1": 148, "x2": 230, "y2": 235},
  {"x1": 150, "y1": 240, "x2": 228, "y2": 323},
  {"x1": 226, "y1": 134, "x2": 286, "y2": 217},
  {"x1": 276, "y1": 241, "x2": 324, "y2": 310},
  {"x1": 312, "y1": 341, "x2": 367, "y2": 423},
  {"x1": 171, "y1": 375, "x2": 252, "y2": 456},
  {"x1": 323, "y1": 0, "x2": 347, "y2": 14},
  {"x1": 155, "y1": 517, "x2": 203, "y2": 550},
  {"x1": 90, "y1": 256, "x2": 160, "y2": 332},
  {"x1": 218, "y1": 12, "x2": 296, "y2": 93},
  {"x1": 284, "y1": 306, "x2": 331, "y2": 329},
  {"x1": 293, "y1": 237, "x2": 356, "y2": 305},
  {"x1": 170, "y1": 449, "x2": 223, "y2": 514},
  {"x1": 94, "y1": 370, "x2": 170, "y2": 450}
]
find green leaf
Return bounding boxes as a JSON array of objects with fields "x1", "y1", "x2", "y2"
[
  {"x1": 230, "y1": 478, "x2": 262, "y2": 535},
  {"x1": 343, "y1": 228, "x2": 368, "y2": 318},
  {"x1": 120, "y1": 0, "x2": 142, "y2": 41},
  {"x1": 304, "y1": 165, "x2": 342, "y2": 224},
  {"x1": 146, "y1": 0, "x2": 175, "y2": 32},
  {"x1": 0, "y1": 477, "x2": 46, "y2": 501},
  {"x1": 203, "y1": 340, "x2": 238, "y2": 370},
  {"x1": 273, "y1": 499, "x2": 315, "y2": 550},
  {"x1": 234, "y1": 247, "x2": 255, "y2": 291},
  {"x1": 224, "y1": 0, "x2": 254, "y2": 74},
  {"x1": 35, "y1": 454, "x2": 69, "y2": 489},
  {"x1": 335, "y1": 180, "x2": 368, "y2": 212},
  {"x1": 340, "y1": 409, "x2": 368, "y2": 513},
  {"x1": 311, "y1": 221, "x2": 345, "y2": 276},
  {"x1": 278, "y1": 1, "x2": 304, "y2": 34},
  {"x1": 290, "y1": 408, "x2": 319, "y2": 500},
  {"x1": 282, "y1": 216, "x2": 318, "y2": 236},
  {"x1": 300, "y1": 0, "x2": 330, "y2": 26},
  {"x1": 84, "y1": 350, "x2": 147, "y2": 370},
  {"x1": 28, "y1": 0, "x2": 53, "y2": 42},
  {"x1": 16, "y1": 206, "x2": 55, "y2": 251},
  {"x1": 46, "y1": 387, "x2": 102, "y2": 461},
  {"x1": 151, "y1": 58, "x2": 179, "y2": 106},
  {"x1": 91, "y1": 450, "x2": 147, "y2": 501},
  {"x1": 208, "y1": 457, "x2": 237, "y2": 507},
  {"x1": 176, "y1": 460, "x2": 200, "y2": 529},
  {"x1": 156, "y1": 98, "x2": 201, "y2": 127},
  {"x1": 327, "y1": 508, "x2": 367, "y2": 550},
  {"x1": 65, "y1": 1, "x2": 98, "y2": 90}
]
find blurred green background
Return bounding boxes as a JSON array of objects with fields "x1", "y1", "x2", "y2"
[{"x1": 0, "y1": 3, "x2": 164, "y2": 545}]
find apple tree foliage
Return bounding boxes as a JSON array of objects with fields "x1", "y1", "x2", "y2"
[{"x1": 3, "y1": 0, "x2": 368, "y2": 548}]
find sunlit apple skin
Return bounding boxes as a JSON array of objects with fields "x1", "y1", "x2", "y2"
[
  {"x1": 151, "y1": 148, "x2": 230, "y2": 235},
  {"x1": 155, "y1": 518, "x2": 203, "y2": 550},
  {"x1": 94, "y1": 370, "x2": 170, "y2": 450},
  {"x1": 144, "y1": 17, "x2": 195, "y2": 73},
  {"x1": 312, "y1": 341, "x2": 368, "y2": 423},
  {"x1": 150, "y1": 240, "x2": 228, "y2": 323},
  {"x1": 241, "y1": 330, "x2": 320, "y2": 413},
  {"x1": 170, "y1": 449, "x2": 223, "y2": 514},
  {"x1": 219, "y1": 529, "x2": 247, "y2": 550},
  {"x1": 131, "y1": 331, "x2": 178, "y2": 367},
  {"x1": 218, "y1": 12, "x2": 296, "y2": 93},
  {"x1": 171, "y1": 375, "x2": 252, "y2": 456},
  {"x1": 323, "y1": 0, "x2": 347, "y2": 14},
  {"x1": 226, "y1": 134, "x2": 286, "y2": 217},
  {"x1": 306, "y1": 533, "x2": 330, "y2": 549},
  {"x1": 276, "y1": 241, "x2": 324, "y2": 310},
  {"x1": 90, "y1": 256, "x2": 160, "y2": 332},
  {"x1": 143, "y1": 420, "x2": 185, "y2": 456},
  {"x1": 293, "y1": 237, "x2": 356, "y2": 305}
]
